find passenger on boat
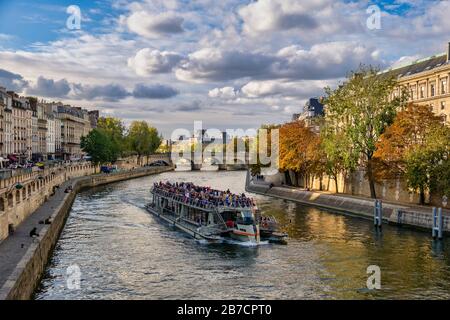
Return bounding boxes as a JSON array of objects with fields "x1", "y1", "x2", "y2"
[
  {"x1": 153, "y1": 181, "x2": 256, "y2": 208},
  {"x1": 226, "y1": 220, "x2": 235, "y2": 228}
]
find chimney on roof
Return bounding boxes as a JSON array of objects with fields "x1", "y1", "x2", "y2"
[{"x1": 448, "y1": 42, "x2": 450, "y2": 62}]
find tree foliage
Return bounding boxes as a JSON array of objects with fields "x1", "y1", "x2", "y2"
[
  {"x1": 126, "y1": 121, "x2": 161, "y2": 164},
  {"x1": 81, "y1": 128, "x2": 119, "y2": 165},
  {"x1": 374, "y1": 103, "x2": 450, "y2": 204},
  {"x1": 324, "y1": 65, "x2": 407, "y2": 198},
  {"x1": 249, "y1": 124, "x2": 280, "y2": 175},
  {"x1": 320, "y1": 127, "x2": 358, "y2": 193},
  {"x1": 279, "y1": 121, "x2": 320, "y2": 185},
  {"x1": 97, "y1": 117, "x2": 126, "y2": 157}
]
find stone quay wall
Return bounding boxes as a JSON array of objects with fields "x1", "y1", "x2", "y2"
[
  {"x1": 0, "y1": 164, "x2": 97, "y2": 242},
  {"x1": 246, "y1": 172, "x2": 450, "y2": 233},
  {"x1": 0, "y1": 166, "x2": 172, "y2": 300}
]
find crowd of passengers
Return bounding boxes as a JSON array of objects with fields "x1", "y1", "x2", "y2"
[{"x1": 154, "y1": 181, "x2": 256, "y2": 208}]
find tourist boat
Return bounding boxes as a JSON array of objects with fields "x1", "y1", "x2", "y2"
[
  {"x1": 258, "y1": 215, "x2": 288, "y2": 245},
  {"x1": 145, "y1": 182, "x2": 287, "y2": 245}
]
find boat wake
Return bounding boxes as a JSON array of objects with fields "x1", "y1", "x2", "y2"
[{"x1": 196, "y1": 238, "x2": 270, "y2": 247}]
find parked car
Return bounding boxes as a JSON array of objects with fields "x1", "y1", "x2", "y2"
[
  {"x1": 147, "y1": 160, "x2": 168, "y2": 167},
  {"x1": 100, "y1": 165, "x2": 117, "y2": 173}
]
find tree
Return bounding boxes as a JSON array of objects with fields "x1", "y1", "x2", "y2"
[
  {"x1": 81, "y1": 129, "x2": 119, "y2": 165},
  {"x1": 320, "y1": 127, "x2": 358, "y2": 193},
  {"x1": 249, "y1": 124, "x2": 280, "y2": 175},
  {"x1": 127, "y1": 121, "x2": 161, "y2": 165},
  {"x1": 324, "y1": 65, "x2": 407, "y2": 198},
  {"x1": 421, "y1": 125, "x2": 450, "y2": 201},
  {"x1": 97, "y1": 117, "x2": 126, "y2": 157},
  {"x1": 374, "y1": 104, "x2": 449, "y2": 204},
  {"x1": 156, "y1": 141, "x2": 170, "y2": 153},
  {"x1": 279, "y1": 121, "x2": 317, "y2": 186}
]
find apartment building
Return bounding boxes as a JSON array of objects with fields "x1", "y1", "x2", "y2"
[
  {"x1": 9, "y1": 92, "x2": 32, "y2": 162},
  {"x1": 0, "y1": 96, "x2": 4, "y2": 157},
  {"x1": 0, "y1": 88, "x2": 13, "y2": 159},
  {"x1": 0, "y1": 88, "x2": 98, "y2": 164},
  {"x1": 386, "y1": 42, "x2": 450, "y2": 122},
  {"x1": 31, "y1": 105, "x2": 39, "y2": 159},
  {"x1": 57, "y1": 105, "x2": 90, "y2": 160},
  {"x1": 46, "y1": 114, "x2": 56, "y2": 160}
]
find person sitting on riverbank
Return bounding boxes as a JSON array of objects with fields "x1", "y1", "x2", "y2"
[{"x1": 29, "y1": 227, "x2": 39, "y2": 238}]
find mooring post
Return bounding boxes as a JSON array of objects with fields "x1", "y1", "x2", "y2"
[
  {"x1": 374, "y1": 200, "x2": 382, "y2": 228},
  {"x1": 432, "y1": 207, "x2": 443, "y2": 239}
]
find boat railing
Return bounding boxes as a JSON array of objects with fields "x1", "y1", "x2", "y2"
[
  {"x1": 151, "y1": 187, "x2": 256, "y2": 211},
  {"x1": 198, "y1": 223, "x2": 227, "y2": 236}
]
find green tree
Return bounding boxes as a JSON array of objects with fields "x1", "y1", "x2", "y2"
[
  {"x1": 420, "y1": 125, "x2": 450, "y2": 202},
  {"x1": 127, "y1": 121, "x2": 161, "y2": 165},
  {"x1": 249, "y1": 124, "x2": 280, "y2": 176},
  {"x1": 320, "y1": 128, "x2": 358, "y2": 193},
  {"x1": 374, "y1": 104, "x2": 446, "y2": 204},
  {"x1": 81, "y1": 128, "x2": 119, "y2": 165},
  {"x1": 324, "y1": 65, "x2": 408, "y2": 198},
  {"x1": 97, "y1": 117, "x2": 126, "y2": 156}
]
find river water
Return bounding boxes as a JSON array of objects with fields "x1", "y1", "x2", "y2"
[{"x1": 35, "y1": 171, "x2": 450, "y2": 299}]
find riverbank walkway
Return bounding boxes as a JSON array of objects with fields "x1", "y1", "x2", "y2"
[
  {"x1": 0, "y1": 166, "x2": 173, "y2": 294},
  {"x1": 0, "y1": 178, "x2": 73, "y2": 290}
]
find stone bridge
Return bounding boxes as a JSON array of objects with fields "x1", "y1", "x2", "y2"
[{"x1": 115, "y1": 153, "x2": 172, "y2": 169}]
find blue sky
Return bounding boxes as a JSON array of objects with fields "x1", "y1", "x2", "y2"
[{"x1": 0, "y1": 0, "x2": 449, "y2": 137}]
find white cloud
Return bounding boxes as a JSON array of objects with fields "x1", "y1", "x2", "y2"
[
  {"x1": 241, "y1": 80, "x2": 328, "y2": 98},
  {"x1": 208, "y1": 86, "x2": 238, "y2": 99},
  {"x1": 238, "y1": 0, "x2": 320, "y2": 34},
  {"x1": 26, "y1": 76, "x2": 71, "y2": 98},
  {"x1": 125, "y1": 11, "x2": 184, "y2": 38},
  {"x1": 175, "y1": 42, "x2": 381, "y2": 83},
  {"x1": 128, "y1": 48, "x2": 183, "y2": 76}
]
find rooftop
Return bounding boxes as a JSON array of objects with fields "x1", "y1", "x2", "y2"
[{"x1": 381, "y1": 52, "x2": 449, "y2": 79}]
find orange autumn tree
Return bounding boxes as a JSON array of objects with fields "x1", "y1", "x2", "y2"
[
  {"x1": 279, "y1": 121, "x2": 321, "y2": 187},
  {"x1": 374, "y1": 103, "x2": 444, "y2": 203}
]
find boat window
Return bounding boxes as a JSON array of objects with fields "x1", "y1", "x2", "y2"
[{"x1": 236, "y1": 211, "x2": 254, "y2": 225}]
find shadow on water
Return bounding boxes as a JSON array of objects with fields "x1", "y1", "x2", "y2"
[{"x1": 35, "y1": 171, "x2": 450, "y2": 300}]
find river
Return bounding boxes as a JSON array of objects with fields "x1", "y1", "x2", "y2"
[{"x1": 35, "y1": 171, "x2": 450, "y2": 299}]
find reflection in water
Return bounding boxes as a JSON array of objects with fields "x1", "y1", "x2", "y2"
[{"x1": 35, "y1": 171, "x2": 450, "y2": 299}]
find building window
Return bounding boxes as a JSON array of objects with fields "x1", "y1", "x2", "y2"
[
  {"x1": 410, "y1": 85, "x2": 416, "y2": 100},
  {"x1": 431, "y1": 83, "x2": 436, "y2": 97},
  {"x1": 441, "y1": 79, "x2": 447, "y2": 95},
  {"x1": 420, "y1": 85, "x2": 425, "y2": 99}
]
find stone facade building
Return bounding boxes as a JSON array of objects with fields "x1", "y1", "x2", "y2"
[
  {"x1": 10, "y1": 93, "x2": 32, "y2": 162},
  {"x1": 57, "y1": 105, "x2": 91, "y2": 160},
  {"x1": 0, "y1": 90, "x2": 98, "y2": 164},
  {"x1": 385, "y1": 42, "x2": 450, "y2": 123}
]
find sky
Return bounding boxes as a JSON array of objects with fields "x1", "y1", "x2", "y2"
[{"x1": 0, "y1": 0, "x2": 449, "y2": 138}]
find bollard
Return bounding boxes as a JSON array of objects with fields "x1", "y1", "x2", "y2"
[
  {"x1": 432, "y1": 207, "x2": 443, "y2": 239},
  {"x1": 374, "y1": 200, "x2": 382, "y2": 228}
]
